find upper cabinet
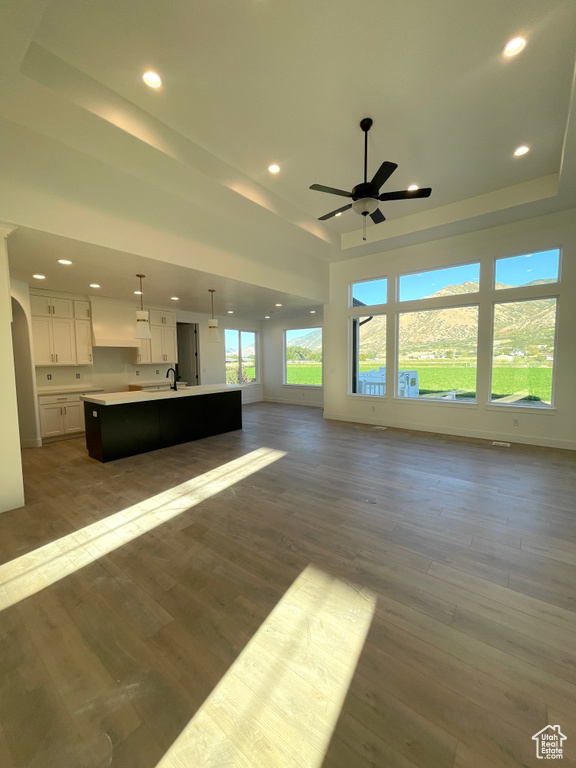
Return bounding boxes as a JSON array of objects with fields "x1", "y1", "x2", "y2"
[
  {"x1": 30, "y1": 294, "x2": 73, "y2": 318},
  {"x1": 149, "y1": 309, "x2": 176, "y2": 327},
  {"x1": 148, "y1": 309, "x2": 177, "y2": 363},
  {"x1": 74, "y1": 300, "x2": 91, "y2": 320},
  {"x1": 30, "y1": 292, "x2": 93, "y2": 366}
]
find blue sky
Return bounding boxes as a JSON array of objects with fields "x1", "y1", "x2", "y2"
[
  {"x1": 495, "y1": 249, "x2": 559, "y2": 287},
  {"x1": 352, "y1": 249, "x2": 559, "y2": 305},
  {"x1": 225, "y1": 329, "x2": 255, "y2": 354},
  {"x1": 286, "y1": 327, "x2": 320, "y2": 344}
]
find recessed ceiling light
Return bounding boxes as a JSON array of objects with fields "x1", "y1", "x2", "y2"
[
  {"x1": 310, "y1": 310, "x2": 316, "y2": 314},
  {"x1": 33, "y1": 274, "x2": 46, "y2": 280},
  {"x1": 504, "y1": 37, "x2": 526, "y2": 57},
  {"x1": 227, "y1": 310, "x2": 234, "y2": 314},
  {"x1": 514, "y1": 145, "x2": 530, "y2": 156},
  {"x1": 408, "y1": 185, "x2": 419, "y2": 191},
  {"x1": 134, "y1": 290, "x2": 143, "y2": 295},
  {"x1": 143, "y1": 71, "x2": 162, "y2": 88},
  {"x1": 57, "y1": 259, "x2": 72, "y2": 265},
  {"x1": 268, "y1": 164, "x2": 280, "y2": 174},
  {"x1": 264, "y1": 315, "x2": 270, "y2": 319},
  {"x1": 170, "y1": 297, "x2": 179, "y2": 301},
  {"x1": 275, "y1": 303, "x2": 282, "y2": 307},
  {"x1": 89, "y1": 283, "x2": 100, "y2": 288}
]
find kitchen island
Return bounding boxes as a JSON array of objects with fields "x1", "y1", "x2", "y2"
[{"x1": 81, "y1": 384, "x2": 242, "y2": 462}]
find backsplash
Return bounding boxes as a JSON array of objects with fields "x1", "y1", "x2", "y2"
[{"x1": 35, "y1": 347, "x2": 174, "y2": 392}]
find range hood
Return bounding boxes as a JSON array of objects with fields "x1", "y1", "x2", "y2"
[{"x1": 90, "y1": 296, "x2": 141, "y2": 348}]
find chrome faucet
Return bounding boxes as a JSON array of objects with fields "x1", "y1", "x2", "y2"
[{"x1": 166, "y1": 367, "x2": 177, "y2": 391}]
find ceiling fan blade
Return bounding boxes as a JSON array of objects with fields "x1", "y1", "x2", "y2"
[
  {"x1": 310, "y1": 184, "x2": 353, "y2": 198},
  {"x1": 370, "y1": 208, "x2": 386, "y2": 224},
  {"x1": 379, "y1": 187, "x2": 432, "y2": 201},
  {"x1": 318, "y1": 203, "x2": 352, "y2": 221},
  {"x1": 370, "y1": 161, "x2": 398, "y2": 191}
]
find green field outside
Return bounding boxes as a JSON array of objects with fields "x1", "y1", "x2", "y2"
[{"x1": 281, "y1": 362, "x2": 553, "y2": 402}]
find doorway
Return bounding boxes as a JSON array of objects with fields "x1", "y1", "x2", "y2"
[{"x1": 176, "y1": 323, "x2": 200, "y2": 386}]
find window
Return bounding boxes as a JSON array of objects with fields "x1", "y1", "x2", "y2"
[
  {"x1": 351, "y1": 277, "x2": 387, "y2": 307},
  {"x1": 351, "y1": 315, "x2": 386, "y2": 395},
  {"x1": 399, "y1": 263, "x2": 479, "y2": 302},
  {"x1": 495, "y1": 249, "x2": 560, "y2": 289},
  {"x1": 491, "y1": 298, "x2": 557, "y2": 406},
  {"x1": 284, "y1": 328, "x2": 322, "y2": 386},
  {"x1": 397, "y1": 306, "x2": 479, "y2": 400},
  {"x1": 225, "y1": 330, "x2": 257, "y2": 384}
]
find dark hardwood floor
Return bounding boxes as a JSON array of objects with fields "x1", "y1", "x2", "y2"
[{"x1": 1, "y1": 402, "x2": 575, "y2": 767}]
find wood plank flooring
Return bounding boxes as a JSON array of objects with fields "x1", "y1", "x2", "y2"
[{"x1": 1, "y1": 402, "x2": 575, "y2": 767}]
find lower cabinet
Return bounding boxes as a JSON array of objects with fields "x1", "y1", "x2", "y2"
[{"x1": 39, "y1": 394, "x2": 85, "y2": 438}]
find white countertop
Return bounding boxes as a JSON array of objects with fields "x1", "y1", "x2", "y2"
[
  {"x1": 37, "y1": 385, "x2": 105, "y2": 395},
  {"x1": 81, "y1": 384, "x2": 240, "y2": 406}
]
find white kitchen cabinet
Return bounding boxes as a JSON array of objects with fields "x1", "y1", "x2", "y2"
[
  {"x1": 75, "y1": 319, "x2": 93, "y2": 365},
  {"x1": 30, "y1": 294, "x2": 73, "y2": 318},
  {"x1": 150, "y1": 324, "x2": 177, "y2": 363},
  {"x1": 149, "y1": 309, "x2": 176, "y2": 327},
  {"x1": 38, "y1": 394, "x2": 85, "y2": 438},
  {"x1": 136, "y1": 338, "x2": 152, "y2": 364},
  {"x1": 31, "y1": 316, "x2": 76, "y2": 365},
  {"x1": 74, "y1": 300, "x2": 91, "y2": 320}
]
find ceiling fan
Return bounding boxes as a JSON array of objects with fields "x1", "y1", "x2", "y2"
[{"x1": 310, "y1": 117, "x2": 432, "y2": 239}]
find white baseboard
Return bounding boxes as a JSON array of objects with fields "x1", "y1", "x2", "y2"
[
  {"x1": 322, "y1": 411, "x2": 576, "y2": 451},
  {"x1": 21, "y1": 437, "x2": 43, "y2": 448}
]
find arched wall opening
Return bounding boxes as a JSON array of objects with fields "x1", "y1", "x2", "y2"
[{"x1": 10, "y1": 296, "x2": 41, "y2": 448}]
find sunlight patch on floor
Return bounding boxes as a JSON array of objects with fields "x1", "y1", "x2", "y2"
[
  {"x1": 155, "y1": 565, "x2": 376, "y2": 768},
  {"x1": 0, "y1": 447, "x2": 286, "y2": 611}
]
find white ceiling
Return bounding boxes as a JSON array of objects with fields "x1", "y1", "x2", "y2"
[{"x1": 1, "y1": 0, "x2": 576, "y2": 316}]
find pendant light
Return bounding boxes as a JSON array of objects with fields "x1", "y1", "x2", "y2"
[
  {"x1": 134, "y1": 274, "x2": 152, "y2": 340},
  {"x1": 207, "y1": 288, "x2": 220, "y2": 343}
]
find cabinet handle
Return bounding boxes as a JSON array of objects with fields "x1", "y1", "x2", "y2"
[
  {"x1": 89, "y1": 353, "x2": 92, "y2": 362},
  {"x1": 64, "y1": 407, "x2": 67, "y2": 415},
  {"x1": 55, "y1": 353, "x2": 58, "y2": 362}
]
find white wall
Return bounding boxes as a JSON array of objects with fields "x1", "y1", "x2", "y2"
[
  {"x1": 262, "y1": 312, "x2": 324, "y2": 408},
  {"x1": 0, "y1": 226, "x2": 24, "y2": 512},
  {"x1": 324, "y1": 208, "x2": 576, "y2": 450}
]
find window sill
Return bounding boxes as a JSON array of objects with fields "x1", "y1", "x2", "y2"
[
  {"x1": 486, "y1": 403, "x2": 556, "y2": 414},
  {"x1": 392, "y1": 397, "x2": 478, "y2": 408},
  {"x1": 227, "y1": 382, "x2": 260, "y2": 388},
  {"x1": 282, "y1": 384, "x2": 323, "y2": 389}
]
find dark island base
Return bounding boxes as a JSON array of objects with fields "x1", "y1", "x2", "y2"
[{"x1": 84, "y1": 390, "x2": 242, "y2": 462}]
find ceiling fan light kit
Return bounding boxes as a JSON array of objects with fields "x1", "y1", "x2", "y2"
[{"x1": 310, "y1": 117, "x2": 432, "y2": 240}]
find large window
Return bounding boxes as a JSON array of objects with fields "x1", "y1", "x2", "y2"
[
  {"x1": 348, "y1": 248, "x2": 561, "y2": 408},
  {"x1": 398, "y1": 306, "x2": 479, "y2": 400},
  {"x1": 351, "y1": 315, "x2": 386, "y2": 395},
  {"x1": 350, "y1": 277, "x2": 387, "y2": 307},
  {"x1": 284, "y1": 328, "x2": 322, "y2": 386},
  {"x1": 495, "y1": 249, "x2": 560, "y2": 289},
  {"x1": 399, "y1": 263, "x2": 479, "y2": 302},
  {"x1": 491, "y1": 298, "x2": 557, "y2": 406},
  {"x1": 225, "y1": 330, "x2": 257, "y2": 384}
]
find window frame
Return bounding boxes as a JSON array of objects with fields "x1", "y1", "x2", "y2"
[
  {"x1": 397, "y1": 259, "x2": 480, "y2": 303},
  {"x1": 283, "y1": 327, "x2": 323, "y2": 388},
  {"x1": 349, "y1": 275, "x2": 388, "y2": 309},
  {"x1": 224, "y1": 328, "x2": 258, "y2": 385},
  {"x1": 489, "y1": 295, "x2": 559, "y2": 409}
]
